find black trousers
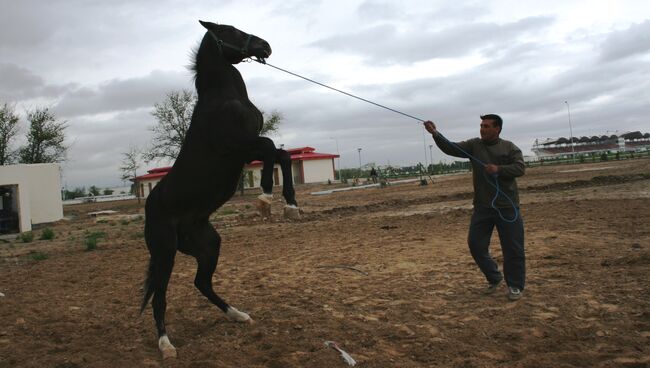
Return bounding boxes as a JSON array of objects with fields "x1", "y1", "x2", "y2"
[{"x1": 467, "y1": 205, "x2": 526, "y2": 290}]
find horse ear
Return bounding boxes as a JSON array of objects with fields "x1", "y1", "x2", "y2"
[{"x1": 199, "y1": 20, "x2": 215, "y2": 30}]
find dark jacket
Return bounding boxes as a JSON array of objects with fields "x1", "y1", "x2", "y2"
[{"x1": 433, "y1": 135, "x2": 525, "y2": 208}]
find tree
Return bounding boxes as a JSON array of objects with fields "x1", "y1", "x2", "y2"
[
  {"x1": 120, "y1": 146, "x2": 142, "y2": 202},
  {"x1": 63, "y1": 187, "x2": 86, "y2": 200},
  {"x1": 260, "y1": 110, "x2": 283, "y2": 136},
  {"x1": 146, "y1": 89, "x2": 285, "y2": 163},
  {"x1": 88, "y1": 185, "x2": 101, "y2": 196},
  {"x1": 0, "y1": 103, "x2": 20, "y2": 165},
  {"x1": 145, "y1": 90, "x2": 195, "y2": 162},
  {"x1": 18, "y1": 107, "x2": 68, "y2": 164}
]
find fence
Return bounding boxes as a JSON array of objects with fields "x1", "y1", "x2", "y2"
[{"x1": 526, "y1": 149, "x2": 650, "y2": 168}]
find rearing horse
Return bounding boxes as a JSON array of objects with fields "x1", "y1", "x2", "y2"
[{"x1": 140, "y1": 21, "x2": 299, "y2": 359}]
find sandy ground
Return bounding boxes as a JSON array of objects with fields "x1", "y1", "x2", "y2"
[{"x1": 1, "y1": 159, "x2": 649, "y2": 368}]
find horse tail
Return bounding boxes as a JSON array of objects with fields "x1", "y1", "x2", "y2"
[{"x1": 140, "y1": 258, "x2": 155, "y2": 314}]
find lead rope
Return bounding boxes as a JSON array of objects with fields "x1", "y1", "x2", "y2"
[{"x1": 251, "y1": 58, "x2": 519, "y2": 222}]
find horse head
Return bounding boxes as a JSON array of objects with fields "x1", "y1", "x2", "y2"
[{"x1": 199, "y1": 21, "x2": 271, "y2": 64}]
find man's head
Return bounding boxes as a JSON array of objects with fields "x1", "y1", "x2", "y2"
[{"x1": 479, "y1": 114, "x2": 502, "y2": 142}]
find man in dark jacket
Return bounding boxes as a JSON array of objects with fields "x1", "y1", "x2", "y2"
[{"x1": 424, "y1": 114, "x2": 526, "y2": 301}]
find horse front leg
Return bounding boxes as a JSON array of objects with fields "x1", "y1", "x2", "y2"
[
  {"x1": 248, "y1": 137, "x2": 300, "y2": 219},
  {"x1": 253, "y1": 137, "x2": 276, "y2": 219},
  {"x1": 275, "y1": 148, "x2": 301, "y2": 220}
]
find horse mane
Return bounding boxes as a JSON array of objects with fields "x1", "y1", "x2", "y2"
[{"x1": 189, "y1": 34, "x2": 209, "y2": 84}]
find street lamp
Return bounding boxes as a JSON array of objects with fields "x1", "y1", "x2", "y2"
[
  {"x1": 330, "y1": 137, "x2": 341, "y2": 180},
  {"x1": 357, "y1": 148, "x2": 362, "y2": 170},
  {"x1": 564, "y1": 101, "x2": 576, "y2": 163}
]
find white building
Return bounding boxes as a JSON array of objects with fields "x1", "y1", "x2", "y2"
[
  {"x1": 0, "y1": 163, "x2": 64, "y2": 234},
  {"x1": 133, "y1": 147, "x2": 339, "y2": 199}
]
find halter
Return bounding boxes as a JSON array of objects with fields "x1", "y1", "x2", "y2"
[{"x1": 207, "y1": 29, "x2": 253, "y2": 58}]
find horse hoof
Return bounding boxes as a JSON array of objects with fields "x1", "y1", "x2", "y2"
[
  {"x1": 161, "y1": 346, "x2": 177, "y2": 359},
  {"x1": 283, "y1": 205, "x2": 301, "y2": 220},
  {"x1": 227, "y1": 306, "x2": 253, "y2": 323},
  {"x1": 256, "y1": 194, "x2": 273, "y2": 218},
  {"x1": 158, "y1": 336, "x2": 177, "y2": 359}
]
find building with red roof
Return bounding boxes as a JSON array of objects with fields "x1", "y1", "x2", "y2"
[{"x1": 133, "y1": 147, "x2": 339, "y2": 198}]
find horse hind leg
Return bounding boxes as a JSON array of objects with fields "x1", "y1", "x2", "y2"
[
  {"x1": 190, "y1": 224, "x2": 253, "y2": 324},
  {"x1": 143, "y1": 218, "x2": 178, "y2": 359},
  {"x1": 152, "y1": 254, "x2": 178, "y2": 359}
]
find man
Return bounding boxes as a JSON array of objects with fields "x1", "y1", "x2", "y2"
[{"x1": 424, "y1": 114, "x2": 526, "y2": 301}]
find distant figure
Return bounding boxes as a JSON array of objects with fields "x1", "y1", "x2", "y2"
[
  {"x1": 424, "y1": 114, "x2": 526, "y2": 301},
  {"x1": 370, "y1": 167, "x2": 378, "y2": 184}
]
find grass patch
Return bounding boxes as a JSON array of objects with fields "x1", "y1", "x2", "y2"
[
  {"x1": 120, "y1": 219, "x2": 130, "y2": 225},
  {"x1": 84, "y1": 231, "x2": 106, "y2": 251},
  {"x1": 218, "y1": 207, "x2": 238, "y2": 216},
  {"x1": 20, "y1": 231, "x2": 34, "y2": 243},
  {"x1": 131, "y1": 231, "x2": 145, "y2": 240},
  {"x1": 40, "y1": 228, "x2": 55, "y2": 240},
  {"x1": 29, "y1": 251, "x2": 48, "y2": 261},
  {"x1": 85, "y1": 237, "x2": 98, "y2": 251}
]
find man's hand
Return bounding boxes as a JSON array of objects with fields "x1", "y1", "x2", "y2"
[
  {"x1": 485, "y1": 164, "x2": 499, "y2": 176},
  {"x1": 423, "y1": 120, "x2": 438, "y2": 136}
]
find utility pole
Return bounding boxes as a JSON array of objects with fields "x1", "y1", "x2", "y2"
[
  {"x1": 330, "y1": 137, "x2": 341, "y2": 180},
  {"x1": 565, "y1": 101, "x2": 576, "y2": 164}
]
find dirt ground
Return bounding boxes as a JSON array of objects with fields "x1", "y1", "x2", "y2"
[{"x1": 1, "y1": 159, "x2": 649, "y2": 368}]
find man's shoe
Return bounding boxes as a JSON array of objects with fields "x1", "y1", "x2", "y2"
[
  {"x1": 483, "y1": 279, "x2": 502, "y2": 295},
  {"x1": 508, "y1": 287, "x2": 523, "y2": 301}
]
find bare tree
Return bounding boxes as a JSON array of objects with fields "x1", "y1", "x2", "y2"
[
  {"x1": 145, "y1": 90, "x2": 195, "y2": 162},
  {"x1": 146, "y1": 89, "x2": 284, "y2": 163},
  {"x1": 0, "y1": 103, "x2": 20, "y2": 165},
  {"x1": 18, "y1": 107, "x2": 68, "y2": 164},
  {"x1": 120, "y1": 145, "x2": 143, "y2": 202}
]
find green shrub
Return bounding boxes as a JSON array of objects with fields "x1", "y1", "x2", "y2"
[
  {"x1": 40, "y1": 228, "x2": 55, "y2": 240},
  {"x1": 219, "y1": 208, "x2": 237, "y2": 216},
  {"x1": 84, "y1": 231, "x2": 105, "y2": 251},
  {"x1": 85, "y1": 237, "x2": 97, "y2": 251},
  {"x1": 120, "y1": 219, "x2": 130, "y2": 225},
  {"x1": 20, "y1": 232, "x2": 34, "y2": 243},
  {"x1": 86, "y1": 231, "x2": 106, "y2": 240},
  {"x1": 29, "y1": 251, "x2": 48, "y2": 261}
]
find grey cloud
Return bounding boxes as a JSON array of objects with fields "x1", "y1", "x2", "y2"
[
  {"x1": 600, "y1": 20, "x2": 650, "y2": 61},
  {"x1": 55, "y1": 70, "x2": 194, "y2": 118},
  {"x1": 0, "y1": 62, "x2": 75, "y2": 101},
  {"x1": 356, "y1": 1, "x2": 486, "y2": 25},
  {"x1": 309, "y1": 16, "x2": 555, "y2": 64},
  {"x1": 270, "y1": 0, "x2": 321, "y2": 17},
  {"x1": 357, "y1": 1, "x2": 404, "y2": 21}
]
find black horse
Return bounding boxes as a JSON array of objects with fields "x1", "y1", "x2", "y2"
[{"x1": 141, "y1": 21, "x2": 299, "y2": 359}]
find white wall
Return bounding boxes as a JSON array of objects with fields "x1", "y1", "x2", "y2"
[
  {"x1": 138, "y1": 178, "x2": 161, "y2": 198},
  {"x1": 0, "y1": 163, "x2": 63, "y2": 232},
  {"x1": 302, "y1": 159, "x2": 335, "y2": 183}
]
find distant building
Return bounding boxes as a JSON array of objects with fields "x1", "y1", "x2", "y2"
[
  {"x1": 532, "y1": 131, "x2": 650, "y2": 158},
  {"x1": 133, "y1": 147, "x2": 339, "y2": 199},
  {"x1": 0, "y1": 163, "x2": 64, "y2": 234}
]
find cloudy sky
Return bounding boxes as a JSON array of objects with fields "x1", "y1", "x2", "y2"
[{"x1": 2, "y1": 0, "x2": 649, "y2": 189}]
